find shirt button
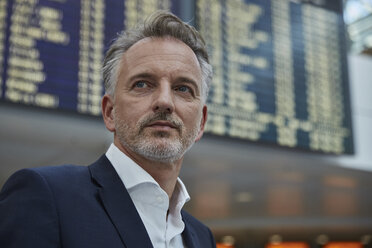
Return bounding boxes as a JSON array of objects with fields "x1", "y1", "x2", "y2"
[{"x1": 157, "y1": 196, "x2": 163, "y2": 203}]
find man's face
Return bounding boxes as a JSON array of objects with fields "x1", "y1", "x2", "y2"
[{"x1": 105, "y1": 37, "x2": 207, "y2": 163}]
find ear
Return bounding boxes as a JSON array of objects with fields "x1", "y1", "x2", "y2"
[
  {"x1": 195, "y1": 105, "x2": 208, "y2": 142},
  {"x1": 101, "y1": 94, "x2": 115, "y2": 132}
]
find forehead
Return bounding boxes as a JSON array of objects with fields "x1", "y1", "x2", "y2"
[
  {"x1": 119, "y1": 37, "x2": 202, "y2": 79},
  {"x1": 126, "y1": 36, "x2": 198, "y2": 60}
]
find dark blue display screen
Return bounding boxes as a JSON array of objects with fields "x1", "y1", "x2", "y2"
[{"x1": 0, "y1": 0, "x2": 353, "y2": 154}]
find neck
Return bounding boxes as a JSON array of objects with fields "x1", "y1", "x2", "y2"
[{"x1": 114, "y1": 139, "x2": 182, "y2": 198}]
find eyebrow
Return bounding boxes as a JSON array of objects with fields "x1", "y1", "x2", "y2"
[{"x1": 128, "y1": 73, "x2": 155, "y2": 83}]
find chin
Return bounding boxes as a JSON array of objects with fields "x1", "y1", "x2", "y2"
[{"x1": 151, "y1": 131, "x2": 172, "y2": 138}]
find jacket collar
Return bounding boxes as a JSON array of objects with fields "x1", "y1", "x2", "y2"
[
  {"x1": 89, "y1": 155, "x2": 153, "y2": 248},
  {"x1": 181, "y1": 211, "x2": 201, "y2": 248},
  {"x1": 89, "y1": 155, "x2": 201, "y2": 248}
]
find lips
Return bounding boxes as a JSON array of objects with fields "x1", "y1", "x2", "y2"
[{"x1": 147, "y1": 121, "x2": 177, "y2": 129}]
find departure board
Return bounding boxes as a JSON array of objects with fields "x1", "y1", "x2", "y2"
[
  {"x1": 0, "y1": 0, "x2": 176, "y2": 115},
  {"x1": 197, "y1": 0, "x2": 353, "y2": 154},
  {"x1": 0, "y1": 0, "x2": 353, "y2": 154}
]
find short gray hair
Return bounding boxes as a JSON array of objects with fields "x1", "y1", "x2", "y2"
[{"x1": 102, "y1": 11, "x2": 212, "y2": 103}]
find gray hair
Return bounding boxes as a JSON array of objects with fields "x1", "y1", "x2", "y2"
[{"x1": 102, "y1": 11, "x2": 212, "y2": 103}]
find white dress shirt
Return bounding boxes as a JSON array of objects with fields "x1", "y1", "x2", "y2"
[{"x1": 105, "y1": 143, "x2": 190, "y2": 248}]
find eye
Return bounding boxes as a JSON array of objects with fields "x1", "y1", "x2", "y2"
[
  {"x1": 176, "y1": 85, "x2": 192, "y2": 93},
  {"x1": 133, "y1": 81, "x2": 148, "y2": 88}
]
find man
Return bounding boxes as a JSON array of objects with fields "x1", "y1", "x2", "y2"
[{"x1": 0, "y1": 11, "x2": 215, "y2": 248}]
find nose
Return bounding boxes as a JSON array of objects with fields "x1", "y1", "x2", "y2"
[{"x1": 151, "y1": 82, "x2": 175, "y2": 114}]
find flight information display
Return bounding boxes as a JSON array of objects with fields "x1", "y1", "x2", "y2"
[
  {"x1": 0, "y1": 0, "x2": 174, "y2": 115},
  {"x1": 0, "y1": 0, "x2": 353, "y2": 154},
  {"x1": 197, "y1": 0, "x2": 353, "y2": 154}
]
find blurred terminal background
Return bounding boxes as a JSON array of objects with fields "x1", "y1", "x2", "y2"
[{"x1": 0, "y1": 0, "x2": 372, "y2": 247}]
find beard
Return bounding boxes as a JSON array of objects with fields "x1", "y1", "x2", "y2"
[{"x1": 114, "y1": 109, "x2": 201, "y2": 163}]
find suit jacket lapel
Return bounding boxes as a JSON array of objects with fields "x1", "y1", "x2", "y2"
[
  {"x1": 182, "y1": 211, "x2": 200, "y2": 248},
  {"x1": 89, "y1": 155, "x2": 153, "y2": 248}
]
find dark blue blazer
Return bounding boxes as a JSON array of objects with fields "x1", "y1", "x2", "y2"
[{"x1": 0, "y1": 155, "x2": 216, "y2": 248}]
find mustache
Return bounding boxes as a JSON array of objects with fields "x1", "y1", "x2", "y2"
[{"x1": 139, "y1": 112, "x2": 182, "y2": 132}]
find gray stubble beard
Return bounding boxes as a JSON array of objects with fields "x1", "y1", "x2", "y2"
[{"x1": 114, "y1": 109, "x2": 201, "y2": 163}]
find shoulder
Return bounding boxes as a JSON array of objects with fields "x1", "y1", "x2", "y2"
[
  {"x1": 31, "y1": 164, "x2": 89, "y2": 184},
  {"x1": 31, "y1": 164, "x2": 88, "y2": 176},
  {"x1": 0, "y1": 165, "x2": 89, "y2": 247},
  {"x1": 8, "y1": 164, "x2": 88, "y2": 186},
  {"x1": 0, "y1": 164, "x2": 91, "y2": 200}
]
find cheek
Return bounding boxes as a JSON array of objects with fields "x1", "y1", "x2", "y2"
[
  {"x1": 179, "y1": 105, "x2": 203, "y2": 127},
  {"x1": 114, "y1": 98, "x2": 147, "y2": 122},
  {"x1": 113, "y1": 106, "x2": 133, "y2": 127},
  {"x1": 118, "y1": 110, "x2": 140, "y2": 125}
]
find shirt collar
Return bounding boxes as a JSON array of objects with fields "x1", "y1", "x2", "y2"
[
  {"x1": 105, "y1": 143, "x2": 156, "y2": 189},
  {"x1": 105, "y1": 143, "x2": 190, "y2": 204},
  {"x1": 172, "y1": 177, "x2": 190, "y2": 208}
]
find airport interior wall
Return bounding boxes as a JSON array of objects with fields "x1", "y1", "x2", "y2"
[{"x1": 0, "y1": 54, "x2": 371, "y2": 247}]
